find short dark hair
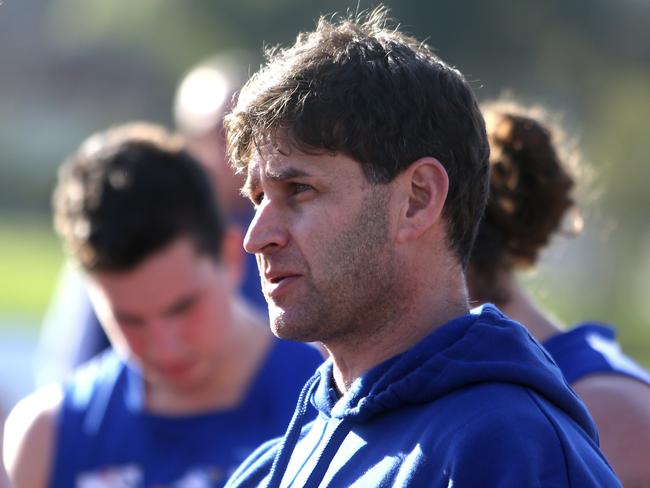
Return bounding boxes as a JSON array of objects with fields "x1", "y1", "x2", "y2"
[
  {"x1": 53, "y1": 122, "x2": 226, "y2": 271},
  {"x1": 225, "y1": 7, "x2": 489, "y2": 268},
  {"x1": 468, "y1": 100, "x2": 579, "y2": 303}
]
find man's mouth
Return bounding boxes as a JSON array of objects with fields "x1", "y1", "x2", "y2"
[
  {"x1": 155, "y1": 361, "x2": 196, "y2": 380},
  {"x1": 265, "y1": 270, "x2": 300, "y2": 284},
  {"x1": 264, "y1": 272, "x2": 302, "y2": 298}
]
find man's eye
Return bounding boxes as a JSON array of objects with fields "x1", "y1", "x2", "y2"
[
  {"x1": 251, "y1": 191, "x2": 265, "y2": 205},
  {"x1": 293, "y1": 183, "x2": 313, "y2": 195},
  {"x1": 166, "y1": 295, "x2": 197, "y2": 317}
]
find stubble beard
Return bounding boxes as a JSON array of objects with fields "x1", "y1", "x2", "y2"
[{"x1": 270, "y1": 184, "x2": 406, "y2": 348}]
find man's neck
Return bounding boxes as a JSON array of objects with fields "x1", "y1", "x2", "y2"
[{"x1": 325, "y1": 269, "x2": 469, "y2": 393}]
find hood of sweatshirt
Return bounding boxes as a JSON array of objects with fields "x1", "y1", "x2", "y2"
[{"x1": 311, "y1": 304, "x2": 596, "y2": 438}]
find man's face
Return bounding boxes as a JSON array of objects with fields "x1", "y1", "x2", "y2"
[
  {"x1": 243, "y1": 148, "x2": 403, "y2": 346},
  {"x1": 88, "y1": 237, "x2": 234, "y2": 394}
]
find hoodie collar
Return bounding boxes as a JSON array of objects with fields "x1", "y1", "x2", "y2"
[{"x1": 311, "y1": 305, "x2": 596, "y2": 438}]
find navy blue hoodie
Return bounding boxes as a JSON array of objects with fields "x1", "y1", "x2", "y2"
[{"x1": 226, "y1": 305, "x2": 621, "y2": 487}]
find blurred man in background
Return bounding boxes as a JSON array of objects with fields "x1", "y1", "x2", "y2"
[
  {"x1": 35, "y1": 52, "x2": 264, "y2": 386},
  {"x1": 174, "y1": 52, "x2": 264, "y2": 311},
  {"x1": 4, "y1": 123, "x2": 322, "y2": 487}
]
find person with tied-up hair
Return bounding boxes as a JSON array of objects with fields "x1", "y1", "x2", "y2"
[{"x1": 467, "y1": 99, "x2": 650, "y2": 487}]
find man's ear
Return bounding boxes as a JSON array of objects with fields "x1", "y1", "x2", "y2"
[
  {"x1": 220, "y1": 226, "x2": 245, "y2": 287},
  {"x1": 395, "y1": 157, "x2": 449, "y2": 243}
]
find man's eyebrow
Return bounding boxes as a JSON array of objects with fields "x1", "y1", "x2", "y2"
[
  {"x1": 114, "y1": 310, "x2": 143, "y2": 324},
  {"x1": 162, "y1": 292, "x2": 197, "y2": 317},
  {"x1": 242, "y1": 166, "x2": 311, "y2": 198},
  {"x1": 265, "y1": 167, "x2": 311, "y2": 181}
]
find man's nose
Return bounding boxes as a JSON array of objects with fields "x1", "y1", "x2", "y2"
[
  {"x1": 146, "y1": 319, "x2": 184, "y2": 360},
  {"x1": 244, "y1": 198, "x2": 289, "y2": 255}
]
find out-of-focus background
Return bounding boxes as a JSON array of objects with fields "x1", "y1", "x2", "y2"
[{"x1": 1, "y1": 0, "x2": 649, "y2": 411}]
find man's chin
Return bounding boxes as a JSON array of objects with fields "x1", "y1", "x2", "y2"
[{"x1": 270, "y1": 313, "x2": 319, "y2": 343}]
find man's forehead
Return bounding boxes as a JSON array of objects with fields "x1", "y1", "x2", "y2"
[{"x1": 244, "y1": 149, "x2": 321, "y2": 188}]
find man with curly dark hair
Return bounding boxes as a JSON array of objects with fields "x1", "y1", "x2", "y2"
[{"x1": 223, "y1": 7, "x2": 620, "y2": 488}]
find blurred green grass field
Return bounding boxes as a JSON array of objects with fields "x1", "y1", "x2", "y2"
[{"x1": 0, "y1": 215, "x2": 63, "y2": 327}]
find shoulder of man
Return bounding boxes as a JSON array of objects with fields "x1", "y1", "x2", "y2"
[
  {"x1": 425, "y1": 382, "x2": 621, "y2": 487},
  {"x1": 3, "y1": 384, "x2": 63, "y2": 488}
]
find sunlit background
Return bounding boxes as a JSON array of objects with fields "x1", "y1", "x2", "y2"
[{"x1": 1, "y1": 0, "x2": 649, "y2": 410}]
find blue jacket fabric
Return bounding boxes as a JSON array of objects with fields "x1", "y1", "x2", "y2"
[
  {"x1": 50, "y1": 339, "x2": 323, "y2": 487},
  {"x1": 543, "y1": 322, "x2": 650, "y2": 386},
  {"x1": 225, "y1": 305, "x2": 621, "y2": 487}
]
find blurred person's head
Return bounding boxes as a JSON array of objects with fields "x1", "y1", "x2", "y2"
[
  {"x1": 467, "y1": 100, "x2": 581, "y2": 306},
  {"x1": 174, "y1": 52, "x2": 253, "y2": 217},
  {"x1": 226, "y1": 8, "x2": 489, "y2": 345},
  {"x1": 53, "y1": 122, "x2": 244, "y2": 393}
]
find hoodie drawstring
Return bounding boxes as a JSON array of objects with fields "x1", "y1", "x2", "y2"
[
  {"x1": 302, "y1": 417, "x2": 353, "y2": 487},
  {"x1": 267, "y1": 373, "x2": 320, "y2": 487}
]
